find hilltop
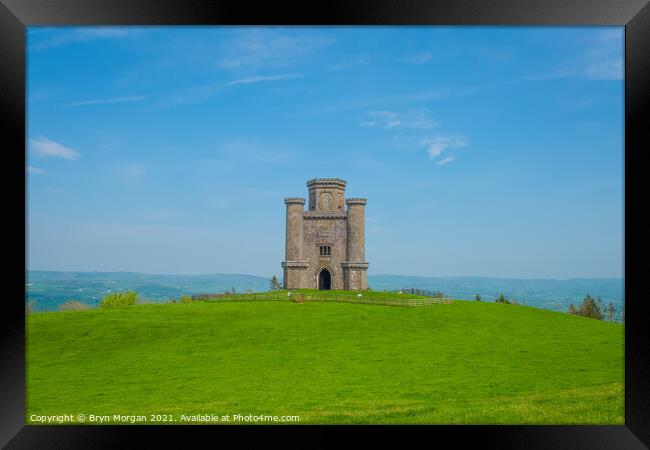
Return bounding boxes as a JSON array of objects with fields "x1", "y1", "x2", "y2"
[{"x1": 26, "y1": 292, "x2": 623, "y2": 424}]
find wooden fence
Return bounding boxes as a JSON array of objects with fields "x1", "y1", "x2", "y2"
[
  {"x1": 191, "y1": 291, "x2": 452, "y2": 307},
  {"x1": 394, "y1": 288, "x2": 450, "y2": 299}
]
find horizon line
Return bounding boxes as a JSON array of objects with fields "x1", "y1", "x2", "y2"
[{"x1": 25, "y1": 269, "x2": 624, "y2": 281}]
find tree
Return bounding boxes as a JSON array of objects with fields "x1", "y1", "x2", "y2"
[
  {"x1": 496, "y1": 293, "x2": 510, "y2": 304},
  {"x1": 605, "y1": 302, "x2": 616, "y2": 321},
  {"x1": 269, "y1": 275, "x2": 282, "y2": 291},
  {"x1": 475, "y1": 294, "x2": 481, "y2": 302},
  {"x1": 584, "y1": 295, "x2": 603, "y2": 320},
  {"x1": 568, "y1": 294, "x2": 603, "y2": 320}
]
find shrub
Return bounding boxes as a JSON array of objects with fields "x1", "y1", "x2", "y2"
[
  {"x1": 180, "y1": 295, "x2": 193, "y2": 303},
  {"x1": 100, "y1": 291, "x2": 138, "y2": 309},
  {"x1": 496, "y1": 293, "x2": 511, "y2": 304},
  {"x1": 59, "y1": 301, "x2": 90, "y2": 312},
  {"x1": 568, "y1": 295, "x2": 603, "y2": 320}
]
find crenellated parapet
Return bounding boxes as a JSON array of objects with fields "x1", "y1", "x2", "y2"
[
  {"x1": 284, "y1": 197, "x2": 306, "y2": 205},
  {"x1": 303, "y1": 211, "x2": 348, "y2": 220},
  {"x1": 306, "y1": 178, "x2": 347, "y2": 189},
  {"x1": 345, "y1": 198, "x2": 367, "y2": 206}
]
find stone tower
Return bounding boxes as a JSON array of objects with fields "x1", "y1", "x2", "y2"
[{"x1": 281, "y1": 178, "x2": 368, "y2": 290}]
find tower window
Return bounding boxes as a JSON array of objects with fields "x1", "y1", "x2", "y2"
[{"x1": 319, "y1": 245, "x2": 331, "y2": 256}]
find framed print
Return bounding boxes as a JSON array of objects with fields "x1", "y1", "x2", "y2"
[{"x1": 2, "y1": 0, "x2": 649, "y2": 448}]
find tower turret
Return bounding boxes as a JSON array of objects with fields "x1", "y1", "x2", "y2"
[
  {"x1": 343, "y1": 198, "x2": 369, "y2": 290},
  {"x1": 284, "y1": 197, "x2": 305, "y2": 260},
  {"x1": 306, "y1": 178, "x2": 346, "y2": 212},
  {"x1": 282, "y1": 198, "x2": 308, "y2": 289}
]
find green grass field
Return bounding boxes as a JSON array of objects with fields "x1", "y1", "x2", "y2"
[{"x1": 26, "y1": 291, "x2": 624, "y2": 424}]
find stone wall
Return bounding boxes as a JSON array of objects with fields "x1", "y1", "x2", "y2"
[{"x1": 302, "y1": 212, "x2": 347, "y2": 290}]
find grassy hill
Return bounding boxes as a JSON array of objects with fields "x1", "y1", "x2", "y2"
[{"x1": 26, "y1": 291, "x2": 623, "y2": 424}]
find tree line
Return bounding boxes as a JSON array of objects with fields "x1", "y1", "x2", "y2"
[
  {"x1": 474, "y1": 292, "x2": 621, "y2": 322},
  {"x1": 567, "y1": 295, "x2": 620, "y2": 322}
]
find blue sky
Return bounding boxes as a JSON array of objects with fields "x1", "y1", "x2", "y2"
[{"x1": 26, "y1": 26, "x2": 624, "y2": 278}]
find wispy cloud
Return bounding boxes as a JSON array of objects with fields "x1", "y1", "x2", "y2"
[
  {"x1": 64, "y1": 96, "x2": 146, "y2": 108},
  {"x1": 421, "y1": 135, "x2": 468, "y2": 159},
  {"x1": 317, "y1": 87, "x2": 479, "y2": 115},
  {"x1": 360, "y1": 109, "x2": 438, "y2": 130},
  {"x1": 525, "y1": 29, "x2": 623, "y2": 82},
  {"x1": 215, "y1": 138, "x2": 295, "y2": 164},
  {"x1": 436, "y1": 156, "x2": 456, "y2": 166},
  {"x1": 27, "y1": 166, "x2": 47, "y2": 174},
  {"x1": 583, "y1": 59, "x2": 623, "y2": 80},
  {"x1": 224, "y1": 74, "x2": 302, "y2": 86},
  {"x1": 595, "y1": 28, "x2": 623, "y2": 44},
  {"x1": 360, "y1": 110, "x2": 398, "y2": 128},
  {"x1": 525, "y1": 61, "x2": 622, "y2": 81},
  {"x1": 29, "y1": 137, "x2": 79, "y2": 160},
  {"x1": 395, "y1": 87, "x2": 480, "y2": 104},
  {"x1": 327, "y1": 57, "x2": 369, "y2": 72},
  {"x1": 214, "y1": 29, "x2": 334, "y2": 70},
  {"x1": 29, "y1": 27, "x2": 135, "y2": 52},
  {"x1": 473, "y1": 45, "x2": 513, "y2": 62},
  {"x1": 117, "y1": 163, "x2": 145, "y2": 183},
  {"x1": 359, "y1": 109, "x2": 466, "y2": 165},
  {"x1": 401, "y1": 52, "x2": 432, "y2": 64},
  {"x1": 164, "y1": 73, "x2": 303, "y2": 106},
  {"x1": 163, "y1": 82, "x2": 222, "y2": 106},
  {"x1": 524, "y1": 69, "x2": 575, "y2": 81}
]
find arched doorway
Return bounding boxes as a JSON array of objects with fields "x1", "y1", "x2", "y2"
[{"x1": 318, "y1": 268, "x2": 332, "y2": 290}]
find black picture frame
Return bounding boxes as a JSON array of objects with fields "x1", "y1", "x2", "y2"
[{"x1": 2, "y1": 0, "x2": 648, "y2": 448}]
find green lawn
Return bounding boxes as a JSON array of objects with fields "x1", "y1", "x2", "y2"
[{"x1": 26, "y1": 292, "x2": 624, "y2": 424}]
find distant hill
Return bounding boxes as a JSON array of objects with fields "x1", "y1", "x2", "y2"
[
  {"x1": 25, "y1": 271, "x2": 624, "y2": 314},
  {"x1": 368, "y1": 274, "x2": 623, "y2": 313},
  {"x1": 26, "y1": 271, "x2": 269, "y2": 311}
]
